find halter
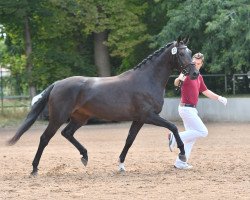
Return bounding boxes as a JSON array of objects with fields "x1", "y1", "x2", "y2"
[
  {"x1": 171, "y1": 45, "x2": 194, "y2": 91},
  {"x1": 171, "y1": 45, "x2": 194, "y2": 75}
]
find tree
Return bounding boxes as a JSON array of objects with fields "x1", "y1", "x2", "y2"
[
  {"x1": 0, "y1": 0, "x2": 47, "y2": 97},
  {"x1": 77, "y1": 0, "x2": 149, "y2": 76},
  {"x1": 204, "y1": 0, "x2": 250, "y2": 73},
  {"x1": 153, "y1": 0, "x2": 250, "y2": 75},
  {"x1": 29, "y1": 0, "x2": 96, "y2": 89}
]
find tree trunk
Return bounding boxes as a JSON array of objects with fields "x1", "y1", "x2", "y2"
[
  {"x1": 93, "y1": 31, "x2": 111, "y2": 77},
  {"x1": 24, "y1": 16, "x2": 36, "y2": 98}
]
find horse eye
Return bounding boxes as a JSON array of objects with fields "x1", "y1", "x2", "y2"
[{"x1": 179, "y1": 52, "x2": 184, "y2": 56}]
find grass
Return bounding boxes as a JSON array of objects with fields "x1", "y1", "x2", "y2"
[
  {"x1": 0, "y1": 98, "x2": 31, "y2": 127},
  {"x1": 0, "y1": 108, "x2": 29, "y2": 127},
  {"x1": 0, "y1": 108, "x2": 49, "y2": 128}
]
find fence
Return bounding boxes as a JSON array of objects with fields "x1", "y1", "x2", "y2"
[
  {"x1": 0, "y1": 95, "x2": 30, "y2": 114},
  {"x1": 167, "y1": 74, "x2": 229, "y2": 93},
  {"x1": 232, "y1": 73, "x2": 250, "y2": 95},
  {"x1": 0, "y1": 73, "x2": 249, "y2": 113},
  {"x1": 167, "y1": 73, "x2": 249, "y2": 96},
  {"x1": 0, "y1": 66, "x2": 30, "y2": 114},
  {"x1": 160, "y1": 97, "x2": 250, "y2": 122}
]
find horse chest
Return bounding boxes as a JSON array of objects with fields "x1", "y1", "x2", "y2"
[{"x1": 133, "y1": 92, "x2": 164, "y2": 114}]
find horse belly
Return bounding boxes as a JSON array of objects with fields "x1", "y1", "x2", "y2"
[{"x1": 80, "y1": 98, "x2": 134, "y2": 121}]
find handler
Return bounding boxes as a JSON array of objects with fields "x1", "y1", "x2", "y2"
[{"x1": 169, "y1": 52, "x2": 227, "y2": 169}]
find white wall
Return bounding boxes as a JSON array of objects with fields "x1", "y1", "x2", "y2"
[{"x1": 160, "y1": 98, "x2": 250, "y2": 122}]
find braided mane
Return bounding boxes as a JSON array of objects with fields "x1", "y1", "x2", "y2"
[{"x1": 133, "y1": 42, "x2": 174, "y2": 70}]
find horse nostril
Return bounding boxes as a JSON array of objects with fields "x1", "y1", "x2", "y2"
[{"x1": 193, "y1": 71, "x2": 199, "y2": 77}]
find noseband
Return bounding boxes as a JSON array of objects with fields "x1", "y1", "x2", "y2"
[
  {"x1": 174, "y1": 46, "x2": 194, "y2": 75},
  {"x1": 171, "y1": 45, "x2": 194, "y2": 91}
]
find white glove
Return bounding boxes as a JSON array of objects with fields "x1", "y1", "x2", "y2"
[
  {"x1": 178, "y1": 73, "x2": 186, "y2": 82},
  {"x1": 218, "y1": 96, "x2": 227, "y2": 106}
]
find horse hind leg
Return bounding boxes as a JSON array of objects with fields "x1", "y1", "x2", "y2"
[
  {"x1": 145, "y1": 113, "x2": 186, "y2": 162},
  {"x1": 61, "y1": 118, "x2": 89, "y2": 167},
  {"x1": 31, "y1": 122, "x2": 62, "y2": 175}
]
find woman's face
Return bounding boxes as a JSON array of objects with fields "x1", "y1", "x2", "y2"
[{"x1": 193, "y1": 57, "x2": 203, "y2": 70}]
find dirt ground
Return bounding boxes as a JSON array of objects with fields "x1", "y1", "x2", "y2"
[{"x1": 0, "y1": 122, "x2": 249, "y2": 200}]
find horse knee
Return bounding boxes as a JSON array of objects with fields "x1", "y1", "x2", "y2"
[
  {"x1": 61, "y1": 130, "x2": 71, "y2": 139},
  {"x1": 40, "y1": 135, "x2": 50, "y2": 146},
  {"x1": 61, "y1": 123, "x2": 79, "y2": 139}
]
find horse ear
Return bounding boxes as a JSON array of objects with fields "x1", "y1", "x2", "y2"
[
  {"x1": 183, "y1": 36, "x2": 190, "y2": 45},
  {"x1": 177, "y1": 36, "x2": 182, "y2": 45}
]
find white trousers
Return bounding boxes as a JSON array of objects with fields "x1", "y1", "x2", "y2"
[{"x1": 175, "y1": 105, "x2": 208, "y2": 166}]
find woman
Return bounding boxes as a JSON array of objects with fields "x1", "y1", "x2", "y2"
[{"x1": 169, "y1": 52, "x2": 227, "y2": 169}]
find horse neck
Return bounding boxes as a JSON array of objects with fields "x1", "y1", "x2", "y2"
[
  {"x1": 156, "y1": 53, "x2": 173, "y2": 87},
  {"x1": 138, "y1": 52, "x2": 173, "y2": 88}
]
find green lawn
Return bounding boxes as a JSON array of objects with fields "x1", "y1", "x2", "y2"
[{"x1": 0, "y1": 98, "x2": 31, "y2": 127}]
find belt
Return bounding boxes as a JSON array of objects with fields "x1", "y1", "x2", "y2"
[{"x1": 180, "y1": 103, "x2": 196, "y2": 108}]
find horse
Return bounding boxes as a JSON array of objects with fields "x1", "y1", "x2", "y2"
[{"x1": 8, "y1": 38, "x2": 199, "y2": 175}]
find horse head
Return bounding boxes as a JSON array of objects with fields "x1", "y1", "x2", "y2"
[{"x1": 171, "y1": 37, "x2": 199, "y2": 80}]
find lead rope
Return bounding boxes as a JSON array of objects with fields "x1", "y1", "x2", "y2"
[{"x1": 175, "y1": 68, "x2": 188, "y2": 92}]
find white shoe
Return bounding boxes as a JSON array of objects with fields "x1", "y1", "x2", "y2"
[
  {"x1": 174, "y1": 163, "x2": 193, "y2": 170},
  {"x1": 168, "y1": 132, "x2": 175, "y2": 152}
]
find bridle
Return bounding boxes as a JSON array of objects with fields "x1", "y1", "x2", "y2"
[
  {"x1": 175, "y1": 46, "x2": 195, "y2": 75},
  {"x1": 171, "y1": 45, "x2": 195, "y2": 91}
]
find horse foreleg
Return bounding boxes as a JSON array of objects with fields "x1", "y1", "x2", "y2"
[
  {"x1": 61, "y1": 120, "x2": 88, "y2": 166},
  {"x1": 31, "y1": 123, "x2": 60, "y2": 175},
  {"x1": 145, "y1": 113, "x2": 186, "y2": 162},
  {"x1": 118, "y1": 121, "x2": 144, "y2": 172}
]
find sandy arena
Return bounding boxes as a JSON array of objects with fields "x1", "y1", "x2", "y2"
[{"x1": 0, "y1": 122, "x2": 249, "y2": 200}]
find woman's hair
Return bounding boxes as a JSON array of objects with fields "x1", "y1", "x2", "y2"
[{"x1": 193, "y1": 52, "x2": 204, "y2": 62}]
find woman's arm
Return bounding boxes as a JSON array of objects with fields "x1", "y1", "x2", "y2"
[
  {"x1": 202, "y1": 89, "x2": 219, "y2": 100},
  {"x1": 202, "y1": 89, "x2": 227, "y2": 105},
  {"x1": 174, "y1": 73, "x2": 186, "y2": 87}
]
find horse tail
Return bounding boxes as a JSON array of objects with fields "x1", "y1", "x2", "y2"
[{"x1": 8, "y1": 84, "x2": 55, "y2": 145}]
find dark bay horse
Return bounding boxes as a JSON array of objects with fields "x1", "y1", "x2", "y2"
[{"x1": 8, "y1": 39, "x2": 199, "y2": 175}]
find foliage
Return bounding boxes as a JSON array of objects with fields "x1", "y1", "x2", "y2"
[
  {"x1": 154, "y1": 0, "x2": 250, "y2": 76},
  {"x1": 117, "y1": 0, "x2": 183, "y2": 71},
  {"x1": 0, "y1": 0, "x2": 150, "y2": 90},
  {"x1": 0, "y1": 0, "x2": 249, "y2": 95}
]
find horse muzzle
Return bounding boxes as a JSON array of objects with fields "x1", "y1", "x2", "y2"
[
  {"x1": 186, "y1": 63, "x2": 199, "y2": 80},
  {"x1": 190, "y1": 70, "x2": 199, "y2": 80}
]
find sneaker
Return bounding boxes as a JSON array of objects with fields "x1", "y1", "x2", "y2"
[
  {"x1": 168, "y1": 131, "x2": 175, "y2": 152},
  {"x1": 174, "y1": 163, "x2": 193, "y2": 170}
]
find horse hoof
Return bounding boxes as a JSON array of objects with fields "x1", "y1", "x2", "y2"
[
  {"x1": 118, "y1": 163, "x2": 126, "y2": 172},
  {"x1": 81, "y1": 157, "x2": 88, "y2": 166},
  {"x1": 119, "y1": 168, "x2": 125, "y2": 173},
  {"x1": 178, "y1": 153, "x2": 187, "y2": 162},
  {"x1": 30, "y1": 170, "x2": 38, "y2": 176}
]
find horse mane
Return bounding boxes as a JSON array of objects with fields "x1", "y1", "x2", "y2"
[{"x1": 133, "y1": 42, "x2": 174, "y2": 70}]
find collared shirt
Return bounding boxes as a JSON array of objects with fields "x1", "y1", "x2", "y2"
[{"x1": 181, "y1": 74, "x2": 207, "y2": 105}]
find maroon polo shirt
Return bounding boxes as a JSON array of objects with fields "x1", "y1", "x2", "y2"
[{"x1": 180, "y1": 74, "x2": 207, "y2": 106}]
